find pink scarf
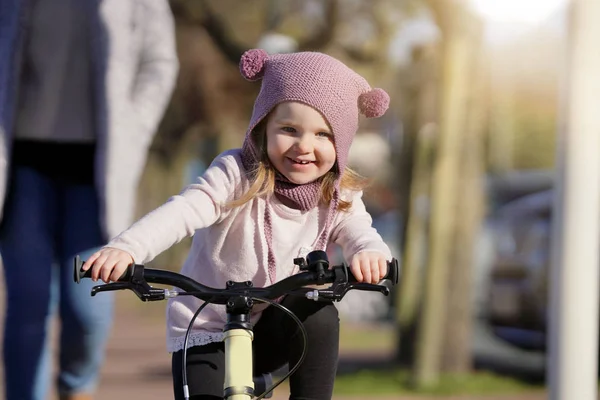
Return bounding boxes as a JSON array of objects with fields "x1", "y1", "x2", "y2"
[{"x1": 240, "y1": 145, "x2": 337, "y2": 283}]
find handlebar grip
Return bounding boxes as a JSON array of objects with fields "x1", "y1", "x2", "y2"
[
  {"x1": 73, "y1": 255, "x2": 91, "y2": 283},
  {"x1": 383, "y1": 259, "x2": 399, "y2": 285},
  {"x1": 73, "y1": 255, "x2": 132, "y2": 284}
]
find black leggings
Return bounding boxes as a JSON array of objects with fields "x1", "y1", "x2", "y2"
[{"x1": 172, "y1": 296, "x2": 340, "y2": 400}]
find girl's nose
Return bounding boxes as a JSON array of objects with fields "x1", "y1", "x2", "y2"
[{"x1": 295, "y1": 133, "x2": 313, "y2": 153}]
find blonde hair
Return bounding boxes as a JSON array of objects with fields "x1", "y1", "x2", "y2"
[{"x1": 228, "y1": 122, "x2": 368, "y2": 211}]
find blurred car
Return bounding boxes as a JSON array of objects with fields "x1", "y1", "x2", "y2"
[{"x1": 485, "y1": 189, "x2": 553, "y2": 351}]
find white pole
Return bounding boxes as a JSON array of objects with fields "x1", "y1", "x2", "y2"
[{"x1": 548, "y1": 0, "x2": 600, "y2": 399}]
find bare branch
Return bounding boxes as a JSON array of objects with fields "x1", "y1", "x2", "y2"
[
  {"x1": 196, "y1": 0, "x2": 247, "y2": 64},
  {"x1": 297, "y1": 0, "x2": 339, "y2": 51},
  {"x1": 341, "y1": 46, "x2": 380, "y2": 63},
  {"x1": 170, "y1": 0, "x2": 247, "y2": 64},
  {"x1": 265, "y1": 0, "x2": 285, "y2": 31}
]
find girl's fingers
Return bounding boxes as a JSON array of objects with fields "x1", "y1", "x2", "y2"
[
  {"x1": 100, "y1": 258, "x2": 119, "y2": 283},
  {"x1": 351, "y1": 253, "x2": 389, "y2": 283},
  {"x1": 82, "y1": 251, "x2": 101, "y2": 271},
  {"x1": 90, "y1": 254, "x2": 110, "y2": 281},
  {"x1": 109, "y1": 261, "x2": 129, "y2": 283},
  {"x1": 370, "y1": 259, "x2": 380, "y2": 284},
  {"x1": 80, "y1": 248, "x2": 134, "y2": 283},
  {"x1": 378, "y1": 258, "x2": 387, "y2": 282},
  {"x1": 350, "y1": 257, "x2": 364, "y2": 282},
  {"x1": 361, "y1": 257, "x2": 372, "y2": 284}
]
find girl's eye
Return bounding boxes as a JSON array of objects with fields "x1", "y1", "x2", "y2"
[
  {"x1": 316, "y1": 131, "x2": 332, "y2": 138},
  {"x1": 281, "y1": 126, "x2": 296, "y2": 133}
]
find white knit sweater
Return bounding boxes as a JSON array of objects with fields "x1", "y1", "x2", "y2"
[{"x1": 107, "y1": 149, "x2": 391, "y2": 352}]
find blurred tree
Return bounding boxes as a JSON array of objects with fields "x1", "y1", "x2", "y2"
[
  {"x1": 393, "y1": 42, "x2": 439, "y2": 365},
  {"x1": 440, "y1": 26, "x2": 487, "y2": 373},
  {"x1": 396, "y1": 5, "x2": 557, "y2": 384},
  {"x1": 395, "y1": 122, "x2": 436, "y2": 365},
  {"x1": 408, "y1": 0, "x2": 486, "y2": 388}
]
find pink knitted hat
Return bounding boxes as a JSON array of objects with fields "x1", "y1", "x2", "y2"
[{"x1": 240, "y1": 49, "x2": 390, "y2": 179}]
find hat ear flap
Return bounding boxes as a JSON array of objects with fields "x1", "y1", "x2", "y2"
[
  {"x1": 358, "y1": 88, "x2": 390, "y2": 118},
  {"x1": 240, "y1": 49, "x2": 269, "y2": 81}
]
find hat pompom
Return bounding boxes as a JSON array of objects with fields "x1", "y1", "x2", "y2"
[
  {"x1": 358, "y1": 88, "x2": 390, "y2": 118},
  {"x1": 240, "y1": 49, "x2": 268, "y2": 81}
]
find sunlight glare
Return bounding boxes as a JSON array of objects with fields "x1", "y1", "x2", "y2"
[{"x1": 470, "y1": 0, "x2": 567, "y2": 24}]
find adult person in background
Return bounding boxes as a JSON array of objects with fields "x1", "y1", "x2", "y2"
[{"x1": 0, "y1": 0, "x2": 178, "y2": 399}]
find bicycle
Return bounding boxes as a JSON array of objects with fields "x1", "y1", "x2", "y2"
[{"x1": 73, "y1": 250, "x2": 399, "y2": 400}]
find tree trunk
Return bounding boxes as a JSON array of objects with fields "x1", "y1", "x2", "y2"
[
  {"x1": 396, "y1": 123, "x2": 436, "y2": 365},
  {"x1": 441, "y1": 16, "x2": 486, "y2": 372},
  {"x1": 411, "y1": 1, "x2": 480, "y2": 387},
  {"x1": 395, "y1": 44, "x2": 439, "y2": 366}
]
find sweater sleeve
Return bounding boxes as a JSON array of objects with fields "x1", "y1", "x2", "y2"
[
  {"x1": 106, "y1": 151, "x2": 243, "y2": 263},
  {"x1": 329, "y1": 190, "x2": 392, "y2": 263}
]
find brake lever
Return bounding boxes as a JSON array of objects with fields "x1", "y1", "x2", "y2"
[
  {"x1": 92, "y1": 282, "x2": 132, "y2": 296},
  {"x1": 310, "y1": 282, "x2": 390, "y2": 302},
  {"x1": 90, "y1": 264, "x2": 167, "y2": 302},
  {"x1": 305, "y1": 263, "x2": 391, "y2": 302},
  {"x1": 91, "y1": 282, "x2": 167, "y2": 301}
]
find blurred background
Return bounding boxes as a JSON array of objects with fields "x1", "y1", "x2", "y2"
[{"x1": 0, "y1": 0, "x2": 573, "y2": 398}]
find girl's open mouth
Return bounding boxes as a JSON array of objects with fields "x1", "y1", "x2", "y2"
[{"x1": 288, "y1": 158, "x2": 315, "y2": 166}]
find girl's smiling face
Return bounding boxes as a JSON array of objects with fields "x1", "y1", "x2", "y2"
[{"x1": 265, "y1": 101, "x2": 336, "y2": 185}]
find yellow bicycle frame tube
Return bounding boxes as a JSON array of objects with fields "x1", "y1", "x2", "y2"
[{"x1": 223, "y1": 328, "x2": 254, "y2": 399}]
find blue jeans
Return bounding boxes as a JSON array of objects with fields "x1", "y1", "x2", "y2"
[{"x1": 0, "y1": 166, "x2": 114, "y2": 399}]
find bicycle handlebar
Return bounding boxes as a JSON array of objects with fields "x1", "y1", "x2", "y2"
[{"x1": 73, "y1": 250, "x2": 399, "y2": 304}]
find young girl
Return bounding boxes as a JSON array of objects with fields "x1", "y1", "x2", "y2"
[{"x1": 82, "y1": 49, "x2": 393, "y2": 400}]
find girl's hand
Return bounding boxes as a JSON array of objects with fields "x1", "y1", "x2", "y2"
[
  {"x1": 81, "y1": 247, "x2": 134, "y2": 283},
  {"x1": 349, "y1": 252, "x2": 388, "y2": 284}
]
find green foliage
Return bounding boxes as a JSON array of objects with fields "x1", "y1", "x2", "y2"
[
  {"x1": 339, "y1": 321, "x2": 396, "y2": 353},
  {"x1": 335, "y1": 323, "x2": 542, "y2": 396},
  {"x1": 334, "y1": 369, "x2": 542, "y2": 396}
]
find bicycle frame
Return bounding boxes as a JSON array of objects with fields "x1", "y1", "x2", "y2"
[
  {"x1": 183, "y1": 286, "x2": 277, "y2": 400},
  {"x1": 181, "y1": 285, "x2": 277, "y2": 399},
  {"x1": 222, "y1": 294, "x2": 259, "y2": 399},
  {"x1": 224, "y1": 328, "x2": 254, "y2": 399}
]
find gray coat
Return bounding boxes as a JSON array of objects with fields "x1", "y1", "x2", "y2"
[{"x1": 0, "y1": 0, "x2": 179, "y2": 239}]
